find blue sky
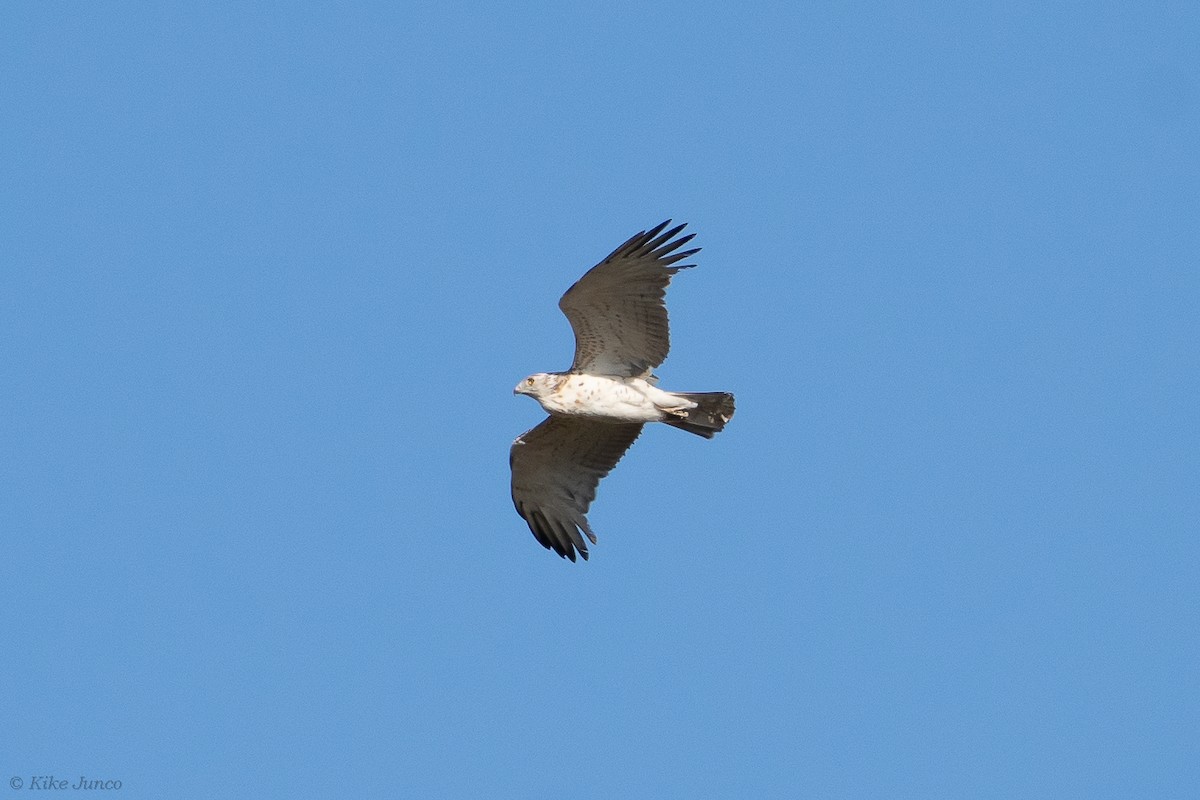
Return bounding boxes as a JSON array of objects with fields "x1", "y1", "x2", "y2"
[{"x1": 2, "y1": 2, "x2": 1197, "y2": 797}]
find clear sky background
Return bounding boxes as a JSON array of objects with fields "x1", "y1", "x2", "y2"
[{"x1": 2, "y1": 3, "x2": 1197, "y2": 798}]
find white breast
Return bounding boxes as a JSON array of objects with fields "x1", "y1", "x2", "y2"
[{"x1": 543, "y1": 375, "x2": 662, "y2": 422}]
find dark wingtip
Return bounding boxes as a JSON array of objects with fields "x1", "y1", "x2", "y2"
[
  {"x1": 556, "y1": 543, "x2": 586, "y2": 562},
  {"x1": 646, "y1": 219, "x2": 672, "y2": 237},
  {"x1": 601, "y1": 219, "x2": 696, "y2": 266},
  {"x1": 661, "y1": 246, "x2": 701, "y2": 267},
  {"x1": 641, "y1": 221, "x2": 688, "y2": 255}
]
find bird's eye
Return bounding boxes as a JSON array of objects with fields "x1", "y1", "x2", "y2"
[{"x1": 526, "y1": 377, "x2": 535, "y2": 385}]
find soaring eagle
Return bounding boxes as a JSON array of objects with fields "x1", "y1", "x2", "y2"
[{"x1": 510, "y1": 221, "x2": 735, "y2": 561}]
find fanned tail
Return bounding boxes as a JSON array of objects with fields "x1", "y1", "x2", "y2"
[{"x1": 663, "y1": 392, "x2": 735, "y2": 439}]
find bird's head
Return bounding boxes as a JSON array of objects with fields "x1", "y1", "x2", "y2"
[{"x1": 514, "y1": 373, "x2": 554, "y2": 398}]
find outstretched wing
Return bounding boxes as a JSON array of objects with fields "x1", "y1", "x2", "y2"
[
  {"x1": 510, "y1": 416, "x2": 644, "y2": 561},
  {"x1": 560, "y1": 220, "x2": 699, "y2": 377}
]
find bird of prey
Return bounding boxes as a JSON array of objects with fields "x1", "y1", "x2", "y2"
[{"x1": 510, "y1": 220, "x2": 735, "y2": 561}]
